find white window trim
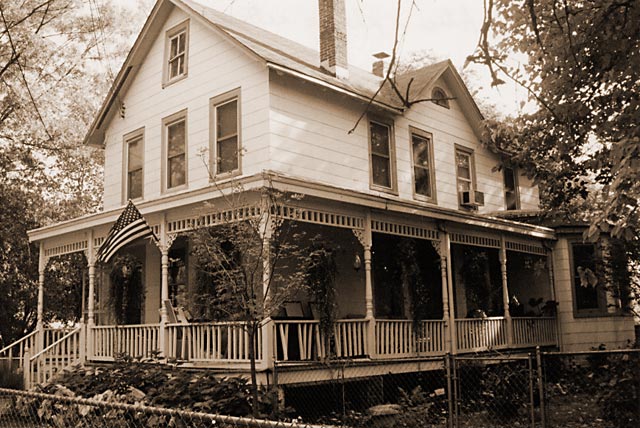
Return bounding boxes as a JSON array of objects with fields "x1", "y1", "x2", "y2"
[
  {"x1": 209, "y1": 88, "x2": 242, "y2": 179},
  {"x1": 162, "y1": 109, "x2": 188, "y2": 193},
  {"x1": 454, "y1": 144, "x2": 476, "y2": 208},
  {"x1": 368, "y1": 117, "x2": 397, "y2": 194},
  {"x1": 409, "y1": 127, "x2": 437, "y2": 203},
  {"x1": 122, "y1": 128, "x2": 145, "y2": 204},
  {"x1": 163, "y1": 20, "x2": 189, "y2": 87}
]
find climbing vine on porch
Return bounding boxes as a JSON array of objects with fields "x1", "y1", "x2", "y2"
[
  {"x1": 306, "y1": 237, "x2": 339, "y2": 354},
  {"x1": 108, "y1": 255, "x2": 143, "y2": 325}
]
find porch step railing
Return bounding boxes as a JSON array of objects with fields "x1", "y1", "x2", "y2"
[
  {"x1": 92, "y1": 324, "x2": 160, "y2": 361},
  {"x1": 0, "y1": 330, "x2": 39, "y2": 369},
  {"x1": 512, "y1": 317, "x2": 557, "y2": 347},
  {"x1": 455, "y1": 317, "x2": 509, "y2": 352},
  {"x1": 166, "y1": 322, "x2": 260, "y2": 363},
  {"x1": 375, "y1": 320, "x2": 446, "y2": 357},
  {"x1": 25, "y1": 328, "x2": 81, "y2": 389}
]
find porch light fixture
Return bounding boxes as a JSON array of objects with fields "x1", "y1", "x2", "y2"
[{"x1": 353, "y1": 254, "x2": 362, "y2": 271}]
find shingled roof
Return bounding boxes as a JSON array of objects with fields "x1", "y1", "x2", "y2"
[{"x1": 85, "y1": 0, "x2": 483, "y2": 146}]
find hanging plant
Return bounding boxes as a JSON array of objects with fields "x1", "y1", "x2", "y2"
[
  {"x1": 305, "y1": 238, "x2": 339, "y2": 356},
  {"x1": 108, "y1": 254, "x2": 143, "y2": 325},
  {"x1": 396, "y1": 239, "x2": 431, "y2": 329}
]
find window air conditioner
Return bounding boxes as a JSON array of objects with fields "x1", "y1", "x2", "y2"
[{"x1": 460, "y1": 190, "x2": 485, "y2": 207}]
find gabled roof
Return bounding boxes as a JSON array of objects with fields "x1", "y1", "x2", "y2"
[{"x1": 85, "y1": 0, "x2": 485, "y2": 146}]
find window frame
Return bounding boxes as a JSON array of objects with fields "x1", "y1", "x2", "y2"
[
  {"x1": 454, "y1": 145, "x2": 477, "y2": 208},
  {"x1": 122, "y1": 128, "x2": 145, "y2": 203},
  {"x1": 209, "y1": 88, "x2": 242, "y2": 179},
  {"x1": 569, "y1": 240, "x2": 612, "y2": 317},
  {"x1": 368, "y1": 117, "x2": 397, "y2": 194},
  {"x1": 503, "y1": 165, "x2": 521, "y2": 210},
  {"x1": 431, "y1": 87, "x2": 450, "y2": 109},
  {"x1": 409, "y1": 127, "x2": 437, "y2": 203},
  {"x1": 163, "y1": 20, "x2": 189, "y2": 87},
  {"x1": 162, "y1": 109, "x2": 188, "y2": 193}
]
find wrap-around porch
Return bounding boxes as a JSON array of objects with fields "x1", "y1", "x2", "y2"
[{"x1": 11, "y1": 195, "x2": 559, "y2": 386}]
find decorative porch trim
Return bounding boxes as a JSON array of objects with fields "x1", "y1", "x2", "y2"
[
  {"x1": 167, "y1": 205, "x2": 263, "y2": 234},
  {"x1": 274, "y1": 205, "x2": 365, "y2": 230},
  {"x1": 44, "y1": 240, "x2": 88, "y2": 258},
  {"x1": 505, "y1": 240, "x2": 547, "y2": 255},
  {"x1": 450, "y1": 232, "x2": 501, "y2": 248},
  {"x1": 371, "y1": 219, "x2": 439, "y2": 241}
]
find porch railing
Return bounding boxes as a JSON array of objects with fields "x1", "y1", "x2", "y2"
[
  {"x1": 274, "y1": 319, "x2": 369, "y2": 361},
  {"x1": 26, "y1": 327, "x2": 81, "y2": 388},
  {"x1": 455, "y1": 317, "x2": 508, "y2": 352},
  {"x1": 375, "y1": 320, "x2": 446, "y2": 357},
  {"x1": 91, "y1": 324, "x2": 160, "y2": 361},
  {"x1": 166, "y1": 322, "x2": 260, "y2": 363},
  {"x1": 512, "y1": 317, "x2": 557, "y2": 347}
]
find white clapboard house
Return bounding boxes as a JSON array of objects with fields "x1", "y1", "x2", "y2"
[{"x1": 2, "y1": 0, "x2": 634, "y2": 388}]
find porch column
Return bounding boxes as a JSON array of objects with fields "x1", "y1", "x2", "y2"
[
  {"x1": 499, "y1": 236, "x2": 513, "y2": 347},
  {"x1": 37, "y1": 242, "x2": 46, "y2": 353},
  {"x1": 158, "y1": 216, "x2": 172, "y2": 358},
  {"x1": 85, "y1": 231, "x2": 96, "y2": 361},
  {"x1": 442, "y1": 229, "x2": 457, "y2": 354},
  {"x1": 259, "y1": 202, "x2": 274, "y2": 371},
  {"x1": 434, "y1": 234, "x2": 452, "y2": 353},
  {"x1": 363, "y1": 212, "x2": 375, "y2": 358},
  {"x1": 352, "y1": 212, "x2": 375, "y2": 358}
]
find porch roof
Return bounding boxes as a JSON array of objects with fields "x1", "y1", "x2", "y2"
[{"x1": 28, "y1": 171, "x2": 556, "y2": 244}]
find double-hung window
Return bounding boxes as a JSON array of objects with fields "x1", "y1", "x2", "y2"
[
  {"x1": 211, "y1": 90, "x2": 240, "y2": 176},
  {"x1": 455, "y1": 146, "x2": 475, "y2": 205},
  {"x1": 124, "y1": 130, "x2": 144, "y2": 201},
  {"x1": 571, "y1": 243, "x2": 606, "y2": 315},
  {"x1": 503, "y1": 165, "x2": 520, "y2": 210},
  {"x1": 369, "y1": 119, "x2": 396, "y2": 192},
  {"x1": 164, "y1": 21, "x2": 189, "y2": 85},
  {"x1": 164, "y1": 111, "x2": 187, "y2": 190},
  {"x1": 411, "y1": 129, "x2": 435, "y2": 201}
]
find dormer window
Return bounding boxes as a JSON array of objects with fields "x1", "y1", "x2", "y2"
[
  {"x1": 164, "y1": 21, "x2": 189, "y2": 86},
  {"x1": 432, "y1": 87, "x2": 449, "y2": 109}
]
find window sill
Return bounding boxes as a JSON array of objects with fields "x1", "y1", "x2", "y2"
[
  {"x1": 162, "y1": 73, "x2": 188, "y2": 89},
  {"x1": 370, "y1": 184, "x2": 398, "y2": 196}
]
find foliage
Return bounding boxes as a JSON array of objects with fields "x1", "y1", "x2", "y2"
[
  {"x1": 0, "y1": 0, "x2": 146, "y2": 345},
  {"x1": 470, "y1": 0, "x2": 640, "y2": 242},
  {"x1": 108, "y1": 255, "x2": 143, "y2": 325},
  {"x1": 44, "y1": 253, "x2": 86, "y2": 324},
  {"x1": 0, "y1": 360, "x2": 23, "y2": 389},
  {"x1": 599, "y1": 352, "x2": 640, "y2": 428},
  {"x1": 305, "y1": 237, "x2": 339, "y2": 352},
  {"x1": 188, "y1": 185, "x2": 309, "y2": 415},
  {"x1": 396, "y1": 239, "x2": 433, "y2": 325},
  {"x1": 391, "y1": 386, "x2": 448, "y2": 428}
]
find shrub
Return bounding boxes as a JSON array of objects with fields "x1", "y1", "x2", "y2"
[{"x1": 0, "y1": 360, "x2": 23, "y2": 389}]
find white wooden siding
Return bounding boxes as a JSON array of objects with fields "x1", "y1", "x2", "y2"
[
  {"x1": 269, "y1": 73, "x2": 537, "y2": 212},
  {"x1": 102, "y1": 7, "x2": 270, "y2": 210},
  {"x1": 552, "y1": 237, "x2": 635, "y2": 351}
]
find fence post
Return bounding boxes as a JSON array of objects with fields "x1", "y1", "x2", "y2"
[
  {"x1": 536, "y1": 346, "x2": 546, "y2": 428},
  {"x1": 445, "y1": 353, "x2": 455, "y2": 428},
  {"x1": 22, "y1": 347, "x2": 30, "y2": 390},
  {"x1": 528, "y1": 353, "x2": 536, "y2": 428}
]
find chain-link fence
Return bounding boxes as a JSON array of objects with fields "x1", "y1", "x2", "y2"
[{"x1": 1, "y1": 349, "x2": 638, "y2": 428}]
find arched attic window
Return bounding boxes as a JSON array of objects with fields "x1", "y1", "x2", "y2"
[{"x1": 431, "y1": 87, "x2": 450, "y2": 109}]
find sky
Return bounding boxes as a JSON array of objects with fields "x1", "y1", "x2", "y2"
[{"x1": 121, "y1": 0, "x2": 526, "y2": 116}]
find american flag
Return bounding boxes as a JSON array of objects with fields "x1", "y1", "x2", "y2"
[{"x1": 96, "y1": 201, "x2": 157, "y2": 263}]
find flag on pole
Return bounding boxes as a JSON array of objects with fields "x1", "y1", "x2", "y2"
[{"x1": 96, "y1": 200, "x2": 157, "y2": 263}]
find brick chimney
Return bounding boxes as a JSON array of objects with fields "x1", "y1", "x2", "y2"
[{"x1": 318, "y1": 0, "x2": 349, "y2": 79}]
